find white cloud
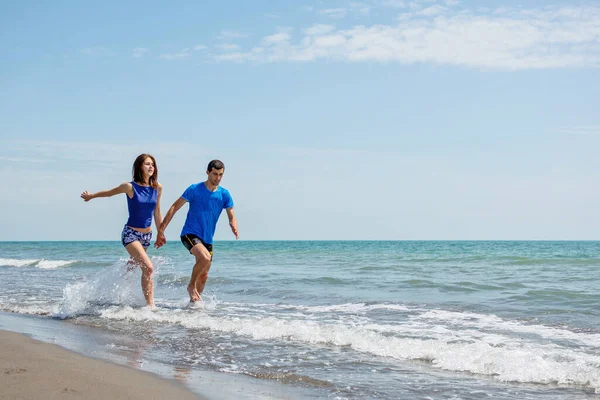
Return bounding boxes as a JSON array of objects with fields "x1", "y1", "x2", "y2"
[
  {"x1": 304, "y1": 24, "x2": 336, "y2": 36},
  {"x1": 319, "y1": 8, "x2": 348, "y2": 19},
  {"x1": 214, "y1": 52, "x2": 253, "y2": 62},
  {"x1": 377, "y1": 0, "x2": 457, "y2": 11},
  {"x1": 0, "y1": 156, "x2": 48, "y2": 164},
  {"x1": 132, "y1": 47, "x2": 148, "y2": 58},
  {"x1": 217, "y1": 30, "x2": 248, "y2": 40},
  {"x1": 194, "y1": 45, "x2": 207, "y2": 51},
  {"x1": 216, "y1": 43, "x2": 241, "y2": 51},
  {"x1": 160, "y1": 48, "x2": 191, "y2": 60},
  {"x1": 380, "y1": 0, "x2": 407, "y2": 8},
  {"x1": 314, "y1": 34, "x2": 347, "y2": 48},
  {"x1": 351, "y1": 3, "x2": 372, "y2": 16},
  {"x1": 313, "y1": 3, "x2": 372, "y2": 18},
  {"x1": 417, "y1": 5, "x2": 447, "y2": 16},
  {"x1": 262, "y1": 32, "x2": 291, "y2": 45},
  {"x1": 408, "y1": 2, "x2": 424, "y2": 10},
  {"x1": 212, "y1": 4, "x2": 600, "y2": 70}
]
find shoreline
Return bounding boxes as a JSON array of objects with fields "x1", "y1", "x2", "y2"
[
  {"x1": 0, "y1": 312, "x2": 315, "y2": 400},
  {"x1": 0, "y1": 329, "x2": 203, "y2": 400}
]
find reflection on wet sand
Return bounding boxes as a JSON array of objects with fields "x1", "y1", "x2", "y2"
[
  {"x1": 174, "y1": 365, "x2": 191, "y2": 382},
  {"x1": 110, "y1": 327, "x2": 192, "y2": 384}
]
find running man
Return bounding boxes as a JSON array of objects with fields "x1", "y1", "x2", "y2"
[{"x1": 155, "y1": 160, "x2": 238, "y2": 302}]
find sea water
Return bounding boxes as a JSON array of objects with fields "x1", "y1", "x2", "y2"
[{"x1": 1, "y1": 241, "x2": 599, "y2": 399}]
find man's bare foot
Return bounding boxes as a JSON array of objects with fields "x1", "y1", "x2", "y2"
[{"x1": 187, "y1": 285, "x2": 200, "y2": 302}]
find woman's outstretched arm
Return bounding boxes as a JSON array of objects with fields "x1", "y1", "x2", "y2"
[{"x1": 81, "y1": 182, "x2": 132, "y2": 202}]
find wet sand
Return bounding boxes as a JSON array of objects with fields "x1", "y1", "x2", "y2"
[{"x1": 0, "y1": 330, "x2": 203, "y2": 400}]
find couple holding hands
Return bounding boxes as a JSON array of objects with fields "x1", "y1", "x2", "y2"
[{"x1": 81, "y1": 155, "x2": 239, "y2": 308}]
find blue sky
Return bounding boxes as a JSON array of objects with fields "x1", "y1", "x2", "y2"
[{"x1": 1, "y1": 0, "x2": 599, "y2": 241}]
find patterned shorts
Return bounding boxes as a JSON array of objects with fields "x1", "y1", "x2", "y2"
[{"x1": 121, "y1": 225, "x2": 152, "y2": 249}]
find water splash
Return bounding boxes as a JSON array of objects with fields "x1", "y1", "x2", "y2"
[{"x1": 54, "y1": 258, "x2": 158, "y2": 318}]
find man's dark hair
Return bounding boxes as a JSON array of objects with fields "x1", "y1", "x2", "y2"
[{"x1": 207, "y1": 159, "x2": 225, "y2": 172}]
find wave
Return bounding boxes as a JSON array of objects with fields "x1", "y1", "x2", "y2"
[
  {"x1": 0, "y1": 303, "x2": 55, "y2": 316},
  {"x1": 413, "y1": 309, "x2": 600, "y2": 347},
  {"x1": 377, "y1": 255, "x2": 600, "y2": 267},
  {"x1": 95, "y1": 303, "x2": 600, "y2": 391},
  {"x1": 3, "y1": 292, "x2": 599, "y2": 391},
  {"x1": 226, "y1": 302, "x2": 411, "y2": 314},
  {"x1": 492, "y1": 256, "x2": 600, "y2": 266},
  {"x1": 0, "y1": 258, "x2": 78, "y2": 269}
]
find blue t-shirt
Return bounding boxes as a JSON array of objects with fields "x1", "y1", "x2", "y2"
[{"x1": 180, "y1": 182, "x2": 234, "y2": 244}]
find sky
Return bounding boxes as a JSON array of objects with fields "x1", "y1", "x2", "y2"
[{"x1": 1, "y1": 0, "x2": 599, "y2": 241}]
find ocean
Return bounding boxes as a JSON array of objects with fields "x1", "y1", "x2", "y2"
[{"x1": 0, "y1": 241, "x2": 599, "y2": 399}]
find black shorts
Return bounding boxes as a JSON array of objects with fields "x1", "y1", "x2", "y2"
[{"x1": 181, "y1": 234, "x2": 213, "y2": 258}]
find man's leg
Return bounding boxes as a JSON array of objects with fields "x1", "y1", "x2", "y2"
[
  {"x1": 188, "y1": 243, "x2": 211, "y2": 302},
  {"x1": 194, "y1": 261, "x2": 212, "y2": 296}
]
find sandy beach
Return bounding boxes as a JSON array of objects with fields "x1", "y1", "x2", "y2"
[{"x1": 0, "y1": 330, "x2": 202, "y2": 400}]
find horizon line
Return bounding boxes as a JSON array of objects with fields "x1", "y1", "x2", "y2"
[{"x1": 1, "y1": 239, "x2": 599, "y2": 243}]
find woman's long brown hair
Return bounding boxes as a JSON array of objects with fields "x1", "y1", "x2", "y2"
[{"x1": 132, "y1": 153, "x2": 158, "y2": 188}]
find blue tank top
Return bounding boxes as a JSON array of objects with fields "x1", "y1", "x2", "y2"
[{"x1": 126, "y1": 181, "x2": 158, "y2": 229}]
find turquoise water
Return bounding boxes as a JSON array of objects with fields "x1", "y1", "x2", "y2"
[{"x1": 1, "y1": 241, "x2": 599, "y2": 399}]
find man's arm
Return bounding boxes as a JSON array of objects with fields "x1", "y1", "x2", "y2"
[
  {"x1": 155, "y1": 197, "x2": 187, "y2": 248},
  {"x1": 226, "y1": 207, "x2": 239, "y2": 239}
]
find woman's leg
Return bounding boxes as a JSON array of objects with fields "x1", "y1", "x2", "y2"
[{"x1": 125, "y1": 241, "x2": 155, "y2": 307}]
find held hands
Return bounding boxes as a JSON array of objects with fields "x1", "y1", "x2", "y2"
[
  {"x1": 154, "y1": 232, "x2": 167, "y2": 249},
  {"x1": 80, "y1": 191, "x2": 93, "y2": 202}
]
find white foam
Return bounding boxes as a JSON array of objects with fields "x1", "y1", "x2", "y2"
[
  {"x1": 96, "y1": 304, "x2": 600, "y2": 390},
  {"x1": 295, "y1": 303, "x2": 410, "y2": 313},
  {"x1": 37, "y1": 259, "x2": 76, "y2": 269},
  {"x1": 0, "y1": 258, "x2": 39, "y2": 267},
  {"x1": 225, "y1": 302, "x2": 411, "y2": 314},
  {"x1": 0, "y1": 302, "x2": 55, "y2": 315},
  {"x1": 0, "y1": 258, "x2": 76, "y2": 269},
  {"x1": 414, "y1": 309, "x2": 600, "y2": 348}
]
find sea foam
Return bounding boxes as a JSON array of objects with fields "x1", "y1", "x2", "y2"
[
  {"x1": 0, "y1": 258, "x2": 76, "y2": 269},
  {"x1": 97, "y1": 302, "x2": 600, "y2": 391}
]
